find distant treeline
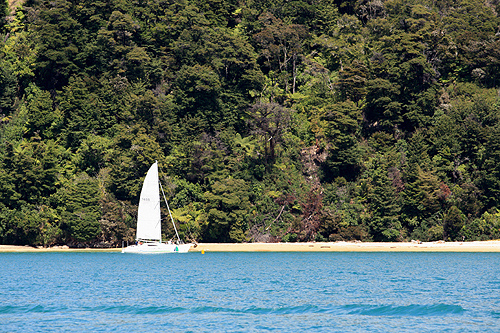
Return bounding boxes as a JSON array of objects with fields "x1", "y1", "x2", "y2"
[{"x1": 1, "y1": 0, "x2": 500, "y2": 246}]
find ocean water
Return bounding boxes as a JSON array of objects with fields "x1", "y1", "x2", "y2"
[{"x1": 0, "y1": 252, "x2": 499, "y2": 332}]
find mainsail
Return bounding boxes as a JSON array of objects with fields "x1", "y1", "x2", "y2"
[{"x1": 135, "y1": 161, "x2": 162, "y2": 241}]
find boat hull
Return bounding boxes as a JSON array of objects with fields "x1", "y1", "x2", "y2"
[{"x1": 122, "y1": 243, "x2": 192, "y2": 253}]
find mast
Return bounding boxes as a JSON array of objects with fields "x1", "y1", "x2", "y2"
[{"x1": 159, "y1": 178, "x2": 181, "y2": 243}]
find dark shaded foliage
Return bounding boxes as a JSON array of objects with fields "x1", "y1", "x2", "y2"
[{"x1": 1, "y1": 0, "x2": 500, "y2": 245}]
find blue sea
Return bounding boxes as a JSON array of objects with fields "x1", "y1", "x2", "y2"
[{"x1": 0, "y1": 252, "x2": 499, "y2": 332}]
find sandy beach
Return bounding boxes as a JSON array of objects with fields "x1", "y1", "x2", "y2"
[
  {"x1": 2, "y1": 240, "x2": 500, "y2": 252},
  {"x1": 192, "y1": 241, "x2": 500, "y2": 252},
  {"x1": 0, "y1": 245, "x2": 122, "y2": 252}
]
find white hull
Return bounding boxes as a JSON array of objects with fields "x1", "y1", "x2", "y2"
[{"x1": 122, "y1": 242, "x2": 192, "y2": 254}]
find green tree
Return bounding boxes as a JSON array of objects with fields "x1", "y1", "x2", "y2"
[
  {"x1": 443, "y1": 205, "x2": 466, "y2": 241},
  {"x1": 171, "y1": 26, "x2": 264, "y2": 131},
  {"x1": 26, "y1": 0, "x2": 82, "y2": 90},
  {"x1": 253, "y1": 12, "x2": 308, "y2": 94},
  {"x1": 479, "y1": 122, "x2": 500, "y2": 209},
  {"x1": 108, "y1": 125, "x2": 164, "y2": 201},
  {"x1": 462, "y1": 209, "x2": 500, "y2": 241},
  {"x1": 0, "y1": 52, "x2": 17, "y2": 117},
  {"x1": 6, "y1": 139, "x2": 64, "y2": 208},
  {"x1": 0, "y1": 206, "x2": 42, "y2": 245},
  {"x1": 365, "y1": 157, "x2": 402, "y2": 241},
  {"x1": 0, "y1": 0, "x2": 8, "y2": 33},
  {"x1": 202, "y1": 178, "x2": 252, "y2": 242},
  {"x1": 403, "y1": 166, "x2": 441, "y2": 221},
  {"x1": 53, "y1": 174, "x2": 102, "y2": 243},
  {"x1": 173, "y1": 64, "x2": 222, "y2": 131},
  {"x1": 2, "y1": 8, "x2": 37, "y2": 92},
  {"x1": 248, "y1": 101, "x2": 291, "y2": 164},
  {"x1": 25, "y1": 84, "x2": 58, "y2": 139},
  {"x1": 74, "y1": 135, "x2": 112, "y2": 176},
  {"x1": 57, "y1": 76, "x2": 101, "y2": 147},
  {"x1": 321, "y1": 100, "x2": 363, "y2": 182},
  {"x1": 337, "y1": 60, "x2": 368, "y2": 103}
]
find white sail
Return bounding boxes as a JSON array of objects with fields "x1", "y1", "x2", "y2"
[
  {"x1": 122, "y1": 161, "x2": 193, "y2": 253},
  {"x1": 136, "y1": 161, "x2": 162, "y2": 241}
]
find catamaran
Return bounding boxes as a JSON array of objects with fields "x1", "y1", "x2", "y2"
[{"x1": 122, "y1": 161, "x2": 192, "y2": 253}]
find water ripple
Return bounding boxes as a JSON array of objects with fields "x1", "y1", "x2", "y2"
[
  {"x1": 0, "y1": 303, "x2": 465, "y2": 317},
  {"x1": 0, "y1": 252, "x2": 498, "y2": 332},
  {"x1": 343, "y1": 304, "x2": 465, "y2": 316},
  {"x1": 0, "y1": 305, "x2": 68, "y2": 314}
]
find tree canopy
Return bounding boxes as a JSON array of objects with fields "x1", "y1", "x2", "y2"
[{"x1": 2, "y1": 0, "x2": 500, "y2": 246}]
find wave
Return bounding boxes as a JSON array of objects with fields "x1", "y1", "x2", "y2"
[
  {"x1": 85, "y1": 305, "x2": 188, "y2": 314},
  {"x1": 0, "y1": 305, "x2": 67, "y2": 314},
  {"x1": 189, "y1": 304, "x2": 465, "y2": 316},
  {"x1": 92, "y1": 304, "x2": 323, "y2": 315},
  {"x1": 0, "y1": 304, "x2": 324, "y2": 315},
  {"x1": 201, "y1": 305, "x2": 322, "y2": 315},
  {"x1": 343, "y1": 304, "x2": 465, "y2": 316},
  {"x1": 0, "y1": 303, "x2": 465, "y2": 317}
]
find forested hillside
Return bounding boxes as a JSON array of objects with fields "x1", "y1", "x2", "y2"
[{"x1": 1, "y1": 0, "x2": 500, "y2": 246}]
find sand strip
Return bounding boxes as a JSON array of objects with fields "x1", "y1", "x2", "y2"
[
  {"x1": 0, "y1": 245, "x2": 122, "y2": 252},
  {"x1": 2, "y1": 241, "x2": 500, "y2": 253},
  {"x1": 191, "y1": 241, "x2": 500, "y2": 252}
]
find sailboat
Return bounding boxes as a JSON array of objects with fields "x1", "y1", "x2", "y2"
[{"x1": 122, "y1": 161, "x2": 192, "y2": 253}]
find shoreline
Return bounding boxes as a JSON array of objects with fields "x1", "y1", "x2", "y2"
[
  {"x1": 0, "y1": 245, "x2": 122, "y2": 252},
  {"x1": 192, "y1": 240, "x2": 500, "y2": 252},
  {"x1": 2, "y1": 240, "x2": 500, "y2": 252}
]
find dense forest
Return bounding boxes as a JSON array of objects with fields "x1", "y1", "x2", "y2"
[{"x1": 1, "y1": 0, "x2": 500, "y2": 247}]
